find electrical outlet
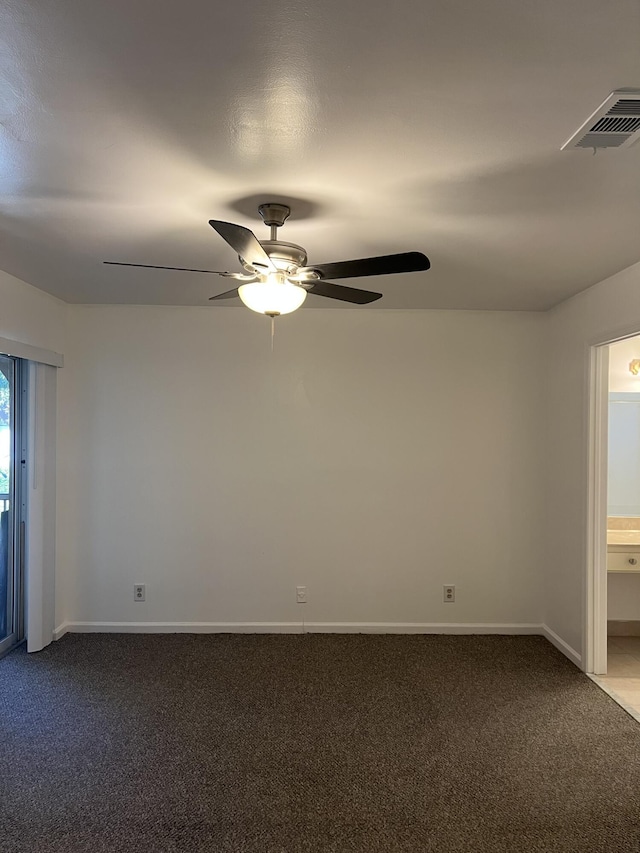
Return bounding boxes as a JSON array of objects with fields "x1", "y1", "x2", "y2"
[
  {"x1": 296, "y1": 585, "x2": 307, "y2": 604},
  {"x1": 443, "y1": 584, "x2": 455, "y2": 603},
  {"x1": 134, "y1": 584, "x2": 146, "y2": 602}
]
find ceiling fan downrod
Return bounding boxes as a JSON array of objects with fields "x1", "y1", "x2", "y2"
[{"x1": 258, "y1": 203, "x2": 291, "y2": 241}]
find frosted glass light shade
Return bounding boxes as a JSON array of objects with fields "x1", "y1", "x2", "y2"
[{"x1": 238, "y1": 280, "x2": 307, "y2": 316}]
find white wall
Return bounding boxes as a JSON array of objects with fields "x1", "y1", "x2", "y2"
[
  {"x1": 11, "y1": 251, "x2": 640, "y2": 651},
  {"x1": 546, "y1": 261, "x2": 640, "y2": 657},
  {"x1": 57, "y1": 305, "x2": 545, "y2": 630}
]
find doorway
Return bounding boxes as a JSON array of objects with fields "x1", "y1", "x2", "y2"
[
  {"x1": 0, "y1": 355, "x2": 25, "y2": 658},
  {"x1": 588, "y1": 335, "x2": 640, "y2": 719}
]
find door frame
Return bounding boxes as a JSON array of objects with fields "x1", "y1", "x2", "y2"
[{"x1": 586, "y1": 343, "x2": 609, "y2": 674}]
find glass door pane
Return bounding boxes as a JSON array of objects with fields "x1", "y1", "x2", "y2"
[{"x1": 0, "y1": 356, "x2": 19, "y2": 656}]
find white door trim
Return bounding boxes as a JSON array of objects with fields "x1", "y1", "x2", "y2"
[
  {"x1": 585, "y1": 343, "x2": 609, "y2": 674},
  {"x1": 25, "y1": 363, "x2": 57, "y2": 653}
]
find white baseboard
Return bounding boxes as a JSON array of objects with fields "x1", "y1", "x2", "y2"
[
  {"x1": 304, "y1": 622, "x2": 543, "y2": 634},
  {"x1": 53, "y1": 622, "x2": 69, "y2": 641},
  {"x1": 61, "y1": 621, "x2": 304, "y2": 634},
  {"x1": 541, "y1": 623, "x2": 582, "y2": 668},
  {"x1": 57, "y1": 620, "x2": 544, "y2": 636}
]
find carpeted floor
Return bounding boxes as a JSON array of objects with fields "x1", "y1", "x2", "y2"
[{"x1": 1, "y1": 634, "x2": 640, "y2": 853}]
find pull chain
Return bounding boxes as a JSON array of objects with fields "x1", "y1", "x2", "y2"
[{"x1": 270, "y1": 315, "x2": 275, "y2": 352}]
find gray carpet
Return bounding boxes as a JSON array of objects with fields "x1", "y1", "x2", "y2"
[{"x1": 1, "y1": 634, "x2": 639, "y2": 853}]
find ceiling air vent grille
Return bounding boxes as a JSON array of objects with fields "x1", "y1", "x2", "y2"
[
  {"x1": 562, "y1": 91, "x2": 640, "y2": 150},
  {"x1": 576, "y1": 133, "x2": 629, "y2": 149},
  {"x1": 608, "y1": 99, "x2": 640, "y2": 116},
  {"x1": 590, "y1": 116, "x2": 640, "y2": 134}
]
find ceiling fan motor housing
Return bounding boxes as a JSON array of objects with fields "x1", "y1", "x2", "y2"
[{"x1": 241, "y1": 240, "x2": 308, "y2": 275}]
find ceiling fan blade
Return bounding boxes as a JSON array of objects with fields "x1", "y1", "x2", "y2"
[
  {"x1": 307, "y1": 280, "x2": 382, "y2": 304},
  {"x1": 103, "y1": 261, "x2": 228, "y2": 274},
  {"x1": 304, "y1": 251, "x2": 430, "y2": 280},
  {"x1": 209, "y1": 220, "x2": 276, "y2": 272},
  {"x1": 208, "y1": 288, "x2": 240, "y2": 301}
]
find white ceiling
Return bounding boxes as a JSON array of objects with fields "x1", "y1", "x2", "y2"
[{"x1": 1, "y1": 0, "x2": 639, "y2": 310}]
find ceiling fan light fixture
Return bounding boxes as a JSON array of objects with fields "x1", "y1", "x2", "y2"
[
  {"x1": 238, "y1": 275, "x2": 307, "y2": 316},
  {"x1": 105, "y1": 206, "x2": 431, "y2": 311}
]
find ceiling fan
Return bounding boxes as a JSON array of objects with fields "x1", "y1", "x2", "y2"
[{"x1": 104, "y1": 203, "x2": 431, "y2": 317}]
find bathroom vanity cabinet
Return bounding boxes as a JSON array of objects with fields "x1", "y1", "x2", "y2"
[{"x1": 607, "y1": 545, "x2": 640, "y2": 573}]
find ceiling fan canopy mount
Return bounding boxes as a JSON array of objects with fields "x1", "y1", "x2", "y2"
[{"x1": 257, "y1": 203, "x2": 291, "y2": 229}]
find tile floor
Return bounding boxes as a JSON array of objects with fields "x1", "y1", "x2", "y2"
[{"x1": 591, "y1": 637, "x2": 640, "y2": 722}]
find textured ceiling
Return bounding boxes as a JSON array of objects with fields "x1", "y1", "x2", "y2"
[{"x1": 1, "y1": 0, "x2": 639, "y2": 309}]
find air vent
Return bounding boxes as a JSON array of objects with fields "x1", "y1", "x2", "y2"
[
  {"x1": 562, "y1": 91, "x2": 640, "y2": 150},
  {"x1": 576, "y1": 133, "x2": 630, "y2": 149}
]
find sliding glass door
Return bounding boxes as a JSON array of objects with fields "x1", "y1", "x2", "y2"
[{"x1": 0, "y1": 356, "x2": 24, "y2": 657}]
